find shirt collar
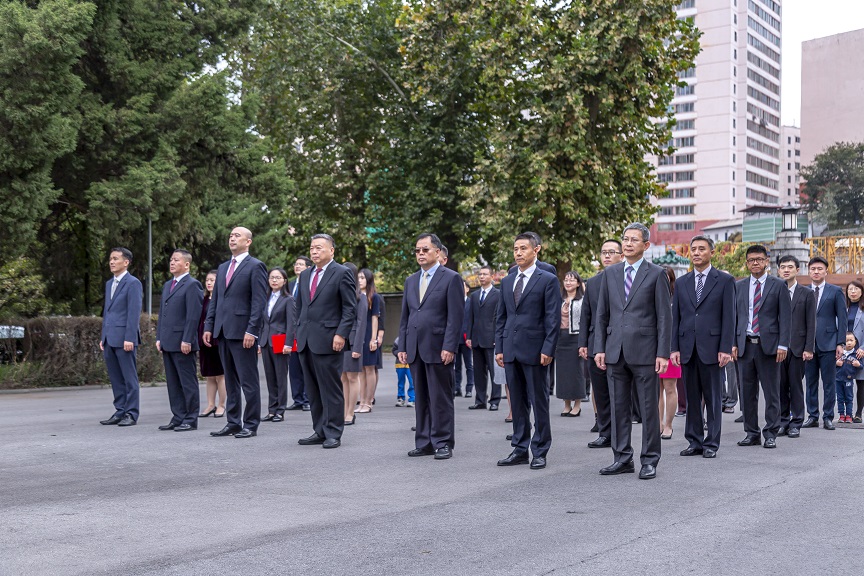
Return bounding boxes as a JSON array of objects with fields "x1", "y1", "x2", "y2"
[
  {"x1": 173, "y1": 272, "x2": 189, "y2": 282},
  {"x1": 750, "y1": 272, "x2": 768, "y2": 284},
  {"x1": 516, "y1": 262, "x2": 537, "y2": 278},
  {"x1": 695, "y1": 265, "x2": 712, "y2": 276},
  {"x1": 114, "y1": 271, "x2": 128, "y2": 282},
  {"x1": 420, "y1": 262, "x2": 441, "y2": 277},
  {"x1": 788, "y1": 281, "x2": 798, "y2": 292},
  {"x1": 811, "y1": 280, "x2": 825, "y2": 289},
  {"x1": 624, "y1": 258, "x2": 644, "y2": 273}
]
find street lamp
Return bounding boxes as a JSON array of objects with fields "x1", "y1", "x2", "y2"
[{"x1": 781, "y1": 203, "x2": 799, "y2": 232}]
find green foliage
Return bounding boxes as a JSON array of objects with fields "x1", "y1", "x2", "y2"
[
  {"x1": 801, "y1": 142, "x2": 864, "y2": 233},
  {"x1": 0, "y1": 257, "x2": 59, "y2": 320},
  {"x1": 713, "y1": 241, "x2": 753, "y2": 279}
]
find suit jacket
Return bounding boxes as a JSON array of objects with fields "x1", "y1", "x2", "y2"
[
  {"x1": 399, "y1": 266, "x2": 465, "y2": 364},
  {"x1": 594, "y1": 261, "x2": 672, "y2": 365},
  {"x1": 466, "y1": 286, "x2": 500, "y2": 349},
  {"x1": 671, "y1": 267, "x2": 736, "y2": 364},
  {"x1": 788, "y1": 285, "x2": 817, "y2": 357},
  {"x1": 203, "y1": 254, "x2": 269, "y2": 340},
  {"x1": 495, "y1": 268, "x2": 561, "y2": 365},
  {"x1": 295, "y1": 261, "x2": 357, "y2": 355},
  {"x1": 260, "y1": 292, "x2": 297, "y2": 349},
  {"x1": 101, "y1": 273, "x2": 143, "y2": 347},
  {"x1": 347, "y1": 295, "x2": 368, "y2": 355},
  {"x1": 812, "y1": 283, "x2": 847, "y2": 352},
  {"x1": 734, "y1": 275, "x2": 791, "y2": 355},
  {"x1": 577, "y1": 271, "x2": 603, "y2": 356},
  {"x1": 156, "y1": 275, "x2": 203, "y2": 352},
  {"x1": 508, "y1": 260, "x2": 557, "y2": 276},
  {"x1": 851, "y1": 306, "x2": 864, "y2": 378}
]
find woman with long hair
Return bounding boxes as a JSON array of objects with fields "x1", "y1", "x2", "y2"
[
  {"x1": 658, "y1": 266, "x2": 680, "y2": 439},
  {"x1": 845, "y1": 280, "x2": 864, "y2": 423},
  {"x1": 259, "y1": 267, "x2": 295, "y2": 423},
  {"x1": 359, "y1": 269, "x2": 385, "y2": 408},
  {"x1": 556, "y1": 271, "x2": 587, "y2": 417},
  {"x1": 341, "y1": 263, "x2": 368, "y2": 423},
  {"x1": 198, "y1": 270, "x2": 226, "y2": 417}
]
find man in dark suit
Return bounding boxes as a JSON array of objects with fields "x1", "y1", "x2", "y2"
[
  {"x1": 776, "y1": 255, "x2": 816, "y2": 438},
  {"x1": 579, "y1": 239, "x2": 623, "y2": 447},
  {"x1": 670, "y1": 236, "x2": 735, "y2": 458},
  {"x1": 495, "y1": 233, "x2": 561, "y2": 470},
  {"x1": 803, "y1": 256, "x2": 846, "y2": 430},
  {"x1": 155, "y1": 250, "x2": 204, "y2": 432},
  {"x1": 295, "y1": 234, "x2": 357, "y2": 449},
  {"x1": 99, "y1": 247, "x2": 144, "y2": 427},
  {"x1": 594, "y1": 223, "x2": 671, "y2": 480},
  {"x1": 286, "y1": 256, "x2": 312, "y2": 411},
  {"x1": 399, "y1": 232, "x2": 465, "y2": 460},
  {"x1": 732, "y1": 245, "x2": 791, "y2": 449},
  {"x1": 507, "y1": 232, "x2": 557, "y2": 276},
  {"x1": 203, "y1": 227, "x2": 269, "y2": 439},
  {"x1": 466, "y1": 265, "x2": 501, "y2": 410}
]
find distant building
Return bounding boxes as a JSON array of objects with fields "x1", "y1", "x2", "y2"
[{"x1": 779, "y1": 125, "x2": 801, "y2": 203}]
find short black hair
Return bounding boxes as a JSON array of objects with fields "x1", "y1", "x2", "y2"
[
  {"x1": 172, "y1": 249, "x2": 192, "y2": 263},
  {"x1": 478, "y1": 265, "x2": 493, "y2": 274},
  {"x1": 745, "y1": 244, "x2": 768, "y2": 258},
  {"x1": 110, "y1": 247, "x2": 133, "y2": 263},
  {"x1": 689, "y1": 235, "x2": 715, "y2": 250},
  {"x1": 440, "y1": 245, "x2": 449, "y2": 257},
  {"x1": 311, "y1": 233, "x2": 335, "y2": 248},
  {"x1": 295, "y1": 256, "x2": 313, "y2": 267},
  {"x1": 515, "y1": 232, "x2": 539, "y2": 248},
  {"x1": 601, "y1": 239, "x2": 622, "y2": 251},
  {"x1": 808, "y1": 256, "x2": 829, "y2": 269},
  {"x1": 416, "y1": 232, "x2": 443, "y2": 250},
  {"x1": 524, "y1": 231, "x2": 542, "y2": 245},
  {"x1": 623, "y1": 223, "x2": 650, "y2": 242},
  {"x1": 778, "y1": 255, "x2": 800, "y2": 268}
]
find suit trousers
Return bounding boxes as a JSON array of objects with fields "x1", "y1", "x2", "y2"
[
  {"x1": 722, "y1": 361, "x2": 739, "y2": 409},
  {"x1": 738, "y1": 343, "x2": 781, "y2": 439},
  {"x1": 682, "y1": 358, "x2": 723, "y2": 451},
  {"x1": 454, "y1": 344, "x2": 474, "y2": 393},
  {"x1": 162, "y1": 350, "x2": 199, "y2": 426},
  {"x1": 219, "y1": 338, "x2": 261, "y2": 431},
  {"x1": 412, "y1": 359, "x2": 455, "y2": 451},
  {"x1": 472, "y1": 347, "x2": 501, "y2": 406},
  {"x1": 299, "y1": 349, "x2": 343, "y2": 440},
  {"x1": 103, "y1": 345, "x2": 140, "y2": 420},
  {"x1": 779, "y1": 354, "x2": 806, "y2": 428},
  {"x1": 261, "y1": 345, "x2": 289, "y2": 415},
  {"x1": 506, "y1": 361, "x2": 552, "y2": 458},
  {"x1": 805, "y1": 350, "x2": 838, "y2": 421},
  {"x1": 607, "y1": 361, "x2": 661, "y2": 467},
  {"x1": 288, "y1": 351, "x2": 308, "y2": 405},
  {"x1": 588, "y1": 358, "x2": 612, "y2": 439}
]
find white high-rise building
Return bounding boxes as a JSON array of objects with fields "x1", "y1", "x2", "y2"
[
  {"x1": 779, "y1": 124, "x2": 800, "y2": 204},
  {"x1": 651, "y1": 0, "x2": 782, "y2": 245}
]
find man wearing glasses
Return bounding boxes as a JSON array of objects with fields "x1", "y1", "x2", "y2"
[{"x1": 732, "y1": 245, "x2": 790, "y2": 449}]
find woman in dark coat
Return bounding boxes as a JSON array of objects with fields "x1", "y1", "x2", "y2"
[{"x1": 198, "y1": 270, "x2": 226, "y2": 417}]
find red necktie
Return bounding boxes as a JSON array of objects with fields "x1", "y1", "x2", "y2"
[
  {"x1": 170, "y1": 279, "x2": 177, "y2": 292},
  {"x1": 225, "y1": 258, "x2": 236, "y2": 287},
  {"x1": 310, "y1": 268, "x2": 323, "y2": 300}
]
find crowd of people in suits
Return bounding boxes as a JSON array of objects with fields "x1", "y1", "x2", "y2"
[{"x1": 98, "y1": 223, "x2": 864, "y2": 479}]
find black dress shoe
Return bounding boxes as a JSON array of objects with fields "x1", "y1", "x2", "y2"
[
  {"x1": 323, "y1": 438, "x2": 341, "y2": 449},
  {"x1": 599, "y1": 460, "x2": 635, "y2": 475},
  {"x1": 823, "y1": 419, "x2": 836, "y2": 430},
  {"x1": 497, "y1": 451, "x2": 529, "y2": 466},
  {"x1": 117, "y1": 415, "x2": 136, "y2": 427},
  {"x1": 261, "y1": 414, "x2": 275, "y2": 422},
  {"x1": 235, "y1": 428, "x2": 257, "y2": 438},
  {"x1": 302, "y1": 404, "x2": 311, "y2": 411},
  {"x1": 638, "y1": 464, "x2": 657, "y2": 480},
  {"x1": 174, "y1": 424, "x2": 196, "y2": 432},
  {"x1": 468, "y1": 403, "x2": 487, "y2": 410},
  {"x1": 734, "y1": 415, "x2": 744, "y2": 423},
  {"x1": 506, "y1": 434, "x2": 513, "y2": 441},
  {"x1": 788, "y1": 427, "x2": 800, "y2": 438},
  {"x1": 158, "y1": 423, "x2": 177, "y2": 431},
  {"x1": 802, "y1": 417, "x2": 819, "y2": 428},
  {"x1": 776, "y1": 427, "x2": 788, "y2": 436},
  {"x1": 411, "y1": 426, "x2": 417, "y2": 431},
  {"x1": 454, "y1": 390, "x2": 463, "y2": 397},
  {"x1": 298, "y1": 433, "x2": 325, "y2": 445},
  {"x1": 286, "y1": 403, "x2": 303, "y2": 411},
  {"x1": 702, "y1": 448, "x2": 717, "y2": 458},
  {"x1": 271, "y1": 414, "x2": 284, "y2": 423},
  {"x1": 737, "y1": 435, "x2": 761, "y2": 446},
  {"x1": 408, "y1": 447, "x2": 435, "y2": 457},
  {"x1": 763, "y1": 437, "x2": 776, "y2": 448},
  {"x1": 530, "y1": 457, "x2": 546, "y2": 470},
  {"x1": 488, "y1": 404, "x2": 499, "y2": 411},
  {"x1": 680, "y1": 446, "x2": 703, "y2": 456},
  {"x1": 587, "y1": 436, "x2": 611, "y2": 448},
  {"x1": 100, "y1": 415, "x2": 123, "y2": 425},
  {"x1": 434, "y1": 446, "x2": 452, "y2": 459},
  {"x1": 211, "y1": 425, "x2": 241, "y2": 437}
]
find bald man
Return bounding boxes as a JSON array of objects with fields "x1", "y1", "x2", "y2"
[{"x1": 204, "y1": 227, "x2": 269, "y2": 438}]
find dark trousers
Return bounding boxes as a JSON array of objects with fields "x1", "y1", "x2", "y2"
[
  {"x1": 454, "y1": 343, "x2": 474, "y2": 394},
  {"x1": 607, "y1": 361, "x2": 661, "y2": 467},
  {"x1": 288, "y1": 351, "x2": 308, "y2": 406},
  {"x1": 857, "y1": 380, "x2": 864, "y2": 418},
  {"x1": 162, "y1": 350, "x2": 199, "y2": 426},
  {"x1": 805, "y1": 349, "x2": 838, "y2": 421},
  {"x1": 779, "y1": 353, "x2": 806, "y2": 428},
  {"x1": 219, "y1": 338, "x2": 261, "y2": 431},
  {"x1": 722, "y1": 361, "x2": 739, "y2": 409},
  {"x1": 472, "y1": 347, "x2": 501, "y2": 406},
  {"x1": 299, "y1": 349, "x2": 343, "y2": 440},
  {"x1": 103, "y1": 345, "x2": 140, "y2": 420},
  {"x1": 683, "y1": 358, "x2": 723, "y2": 451},
  {"x1": 261, "y1": 345, "x2": 289, "y2": 415},
  {"x1": 676, "y1": 378, "x2": 687, "y2": 413},
  {"x1": 588, "y1": 358, "x2": 612, "y2": 439},
  {"x1": 506, "y1": 360, "x2": 551, "y2": 458},
  {"x1": 412, "y1": 360, "x2": 455, "y2": 451},
  {"x1": 738, "y1": 342, "x2": 781, "y2": 440}
]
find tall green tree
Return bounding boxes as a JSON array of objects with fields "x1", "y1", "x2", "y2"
[{"x1": 801, "y1": 142, "x2": 864, "y2": 233}]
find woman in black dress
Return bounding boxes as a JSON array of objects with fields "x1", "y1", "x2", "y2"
[
  {"x1": 341, "y1": 263, "x2": 367, "y2": 423},
  {"x1": 359, "y1": 268, "x2": 385, "y2": 410},
  {"x1": 555, "y1": 271, "x2": 587, "y2": 417},
  {"x1": 198, "y1": 270, "x2": 226, "y2": 417}
]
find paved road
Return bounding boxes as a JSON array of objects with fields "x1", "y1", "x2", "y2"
[{"x1": 1, "y1": 364, "x2": 862, "y2": 576}]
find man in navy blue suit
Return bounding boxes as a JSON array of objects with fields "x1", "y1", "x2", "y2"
[
  {"x1": 99, "y1": 247, "x2": 143, "y2": 427},
  {"x1": 671, "y1": 236, "x2": 735, "y2": 458},
  {"x1": 203, "y1": 227, "x2": 269, "y2": 439},
  {"x1": 466, "y1": 265, "x2": 502, "y2": 410},
  {"x1": 495, "y1": 233, "x2": 561, "y2": 470},
  {"x1": 156, "y1": 250, "x2": 204, "y2": 432},
  {"x1": 399, "y1": 233, "x2": 465, "y2": 460},
  {"x1": 803, "y1": 256, "x2": 846, "y2": 430}
]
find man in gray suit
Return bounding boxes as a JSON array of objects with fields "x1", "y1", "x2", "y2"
[
  {"x1": 156, "y1": 249, "x2": 204, "y2": 432},
  {"x1": 594, "y1": 223, "x2": 671, "y2": 480}
]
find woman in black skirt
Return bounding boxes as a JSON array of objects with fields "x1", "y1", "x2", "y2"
[
  {"x1": 556, "y1": 271, "x2": 587, "y2": 417},
  {"x1": 341, "y1": 263, "x2": 367, "y2": 424},
  {"x1": 360, "y1": 268, "x2": 385, "y2": 409},
  {"x1": 198, "y1": 270, "x2": 226, "y2": 417}
]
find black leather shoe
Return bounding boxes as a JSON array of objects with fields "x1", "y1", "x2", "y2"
[
  {"x1": 261, "y1": 414, "x2": 275, "y2": 422},
  {"x1": 100, "y1": 415, "x2": 123, "y2": 425},
  {"x1": 734, "y1": 415, "x2": 744, "y2": 423},
  {"x1": 235, "y1": 428, "x2": 257, "y2": 438},
  {"x1": 505, "y1": 434, "x2": 513, "y2": 441},
  {"x1": 323, "y1": 438, "x2": 341, "y2": 449},
  {"x1": 763, "y1": 437, "x2": 776, "y2": 448},
  {"x1": 639, "y1": 464, "x2": 657, "y2": 480},
  {"x1": 286, "y1": 403, "x2": 304, "y2": 411},
  {"x1": 680, "y1": 446, "x2": 703, "y2": 456},
  {"x1": 301, "y1": 404, "x2": 311, "y2": 411},
  {"x1": 271, "y1": 414, "x2": 284, "y2": 422},
  {"x1": 702, "y1": 448, "x2": 717, "y2": 458},
  {"x1": 298, "y1": 433, "x2": 325, "y2": 445},
  {"x1": 158, "y1": 423, "x2": 177, "y2": 431},
  {"x1": 488, "y1": 404, "x2": 499, "y2": 411},
  {"x1": 823, "y1": 419, "x2": 836, "y2": 430},
  {"x1": 210, "y1": 425, "x2": 241, "y2": 437},
  {"x1": 468, "y1": 404, "x2": 487, "y2": 410},
  {"x1": 454, "y1": 390, "x2": 463, "y2": 397},
  {"x1": 802, "y1": 417, "x2": 819, "y2": 428},
  {"x1": 600, "y1": 460, "x2": 635, "y2": 475},
  {"x1": 434, "y1": 446, "x2": 452, "y2": 459},
  {"x1": 587, "y1": 436, "x2": 611, "y2": 448},
  {"x1": 497, "y1": 451, "x2": 529, "y2": 466},
  {"x1": 408, "y1": 447, "x2": 435, "y2": 457},
  {"x1": 737, "y1": 435, "x2": 761, "y2": 446},
  {"x1": 117, "y1": 415, "x2": 136, "y2": 427},
  {"x1": 530, "y1": 457, "x2": 546, "y2": 470},
  {"x1": 174, "y1": 424, "x2": 196, "y2": 432},
  {"x1": 788, "y1": 428, "x2": 800, "y2": 438},
  {"x1": 777, "y1": 426, "x2": 788, "y2": 436},
  {"x1": 411, "y1": 426, "x2": 416, "y2": 432}
]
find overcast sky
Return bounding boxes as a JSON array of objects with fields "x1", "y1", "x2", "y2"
[{"x1": 781, "y1": 0, "x2": 864, "y2": 126}]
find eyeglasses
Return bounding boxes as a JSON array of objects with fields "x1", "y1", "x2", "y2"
[
  {"x1": 414, "y1": 247, "x2": 433, "y2": 254},
  {"x1": 600, "y1": 250, "x2": 622, "y2": 256},
  {"x1": 621, "y1": 237, "x2": 644, "y2": 245},
  {"x1": 746, "y1": 257, "x2": 767, "y2": 264}
]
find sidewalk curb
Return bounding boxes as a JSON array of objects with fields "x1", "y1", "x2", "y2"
[{"x1": 0, "y1": 381, "x2": 170, "y2": 394}]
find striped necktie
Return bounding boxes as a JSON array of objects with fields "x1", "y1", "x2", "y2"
[
  {"x1": 624, "y1": 266, "x2": 634, "y2": 300},
  {"x1": 752, "y1": 280, "x2": 762, "y2": 334}
]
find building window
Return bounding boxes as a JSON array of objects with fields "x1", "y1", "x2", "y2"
[
  {"x1": 746, "y1": 171, "x2": 779, "y2": 190},
  {"x1": 676, "y1": 84, "x2": 695, "y2": 96},
  {"x1": 674, "y1": 188, "x2": 695, "y2": 198},
  {"x1": 675, "y1": 153, "x2": 695, "y2": 164},
  {"x1": 674, "y1": 119, "x2": 695, "y2": 131},
  {"x1": 658, "y1": 172, "x2": 674, "y2": 183},
  {"x1": 746, "y1": 154, "x2": 779, "y2": 174},
  {"x1": 675, "y1": 205, "x2": 695, "y2": 215}
]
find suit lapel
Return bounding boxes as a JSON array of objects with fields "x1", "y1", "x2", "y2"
[
  {"x1": 225, "y1": 256, "x2": 251, "y2": 294},
  {"x1": 516, "y1": 270, "x2": 542, "y2": 309},
  {"x1": 791, "y1": 285, "x2": 803, "y2": 312},
  {"x1": 107, "y1": 276, "x2": 127, "y2": 311},
  {"x1": 816, "y1": 285, "x2": 827, "y2": 312},
  {"x1": 685, "y1": 272, "x2": 697, "y2": 308},
  {"x1": 419, "y1": 268, "x2": 446, "y2": 307},
  {"x1": 311, "y1": 264, "x2": 337, "y2": 304},
  {"x1": 623, "y1": 263, "x2": 649, "y2": 309},
  {"x1": 164, "y1": 276, "x2": 186, "y2": 303},
  {"x1": 695, "y1": 268, "x2": 718, "y2": 308}
]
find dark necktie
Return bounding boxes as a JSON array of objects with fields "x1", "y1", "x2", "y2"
[
  {"x1": 170, "y1": 279, "x2": 177, "y2": 292},
  {"x1": 624, "y1": 266, "x2": 634, "y2": 300},
  {"x1": 814, "y1": 285, "x2": 820, "y2": 306},
  {"x1": 695, "y1": 273, "x2": 704, "y2": 304},
  {"x1": 310, "y1": 268, "x2": 323, "y2": 300},
  {"x1": 514, "y1": 274, "x2": 525, "y2": 306},
  {"x1": 752, "y1": 280, "x2": 762, "y2": 334},
  {"x1": 480, "y1": 290, "x2": 486, "y2": 304},
  {"x1": 225, "y1": 258, "x2": 237, "y2": 286}
]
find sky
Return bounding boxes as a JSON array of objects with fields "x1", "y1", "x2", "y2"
[{"x1": 781, "y1": 0, "x2": 864, "y2": 126}]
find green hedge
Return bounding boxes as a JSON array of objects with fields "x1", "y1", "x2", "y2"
[{"x1": 0, "y1": 315, "x2": 165, "y2": 389}]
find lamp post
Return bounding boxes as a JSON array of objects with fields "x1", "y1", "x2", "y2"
[{"x1": 781, "y1": 203, "x2": 799, "y2": 233}]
